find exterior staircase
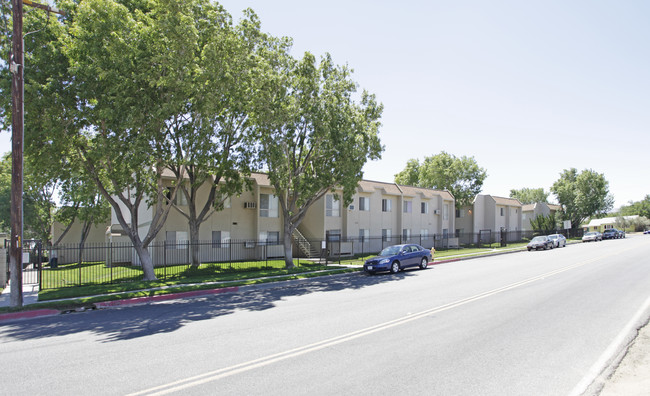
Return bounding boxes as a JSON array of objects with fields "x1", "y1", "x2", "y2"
[{"x1": 292, "y1": 228, "x2": 321, "y2": 260}]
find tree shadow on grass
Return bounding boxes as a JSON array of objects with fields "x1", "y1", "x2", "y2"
[{"x1": 0, "y1": 268, "x2": 432, "y2": 342}]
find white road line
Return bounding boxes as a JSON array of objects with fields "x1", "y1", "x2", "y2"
[{"x1": 127, "y1": 250, "x2": 628, "y2": 396}]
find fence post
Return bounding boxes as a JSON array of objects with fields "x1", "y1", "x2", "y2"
[
  {"x1": 78, "y1": 244, "x2": 82, "y2": 286},
  {"x1": 110, "y1": 243, "x2": 113, "y2": 284}
]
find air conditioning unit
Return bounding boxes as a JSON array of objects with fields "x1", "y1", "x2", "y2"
[
  {"x1": 244, "y1": 202, "x2": 257, "y2": 209},
  {"x1": 434, "y1": 209, "x2": 441, "y2": 215}
]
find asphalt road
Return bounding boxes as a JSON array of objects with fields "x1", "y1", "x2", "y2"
[{"x1": 1, "y1": 235, "x2": 649, "y2": 396}]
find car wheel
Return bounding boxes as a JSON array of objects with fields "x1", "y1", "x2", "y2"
[
  {"x1": 528, "y1": 248, "x2": 532, "y2": 251},
  {"x1": 419, "y1": 257, "x2": 428, "y2": 270},
  {"x1": 390, "y1": 261, "x2": 400, "y2": 274}
]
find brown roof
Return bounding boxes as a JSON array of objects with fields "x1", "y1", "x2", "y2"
[{"x1": 492, "y1": 196, "x2": 523, "y2": 207}]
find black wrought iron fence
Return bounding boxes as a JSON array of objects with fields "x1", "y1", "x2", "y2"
[{"x1": 40, "y1": 228, "x2": 584, "y2": 290}]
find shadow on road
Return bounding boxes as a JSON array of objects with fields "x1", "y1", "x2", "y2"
[{"x1": 0, "y1": 267, "x2": 430, "y2": 342}]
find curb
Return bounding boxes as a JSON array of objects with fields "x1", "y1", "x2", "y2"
[{"x1": 0, "y1": 308, "x2": 60, "y2": 323}]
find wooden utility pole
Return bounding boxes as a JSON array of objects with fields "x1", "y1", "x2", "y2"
[
  {"x1": 9, "y1": 0, "x2": 64, "y2": 307},
  {"x1": 10, "y1": 0, "x2": 25, "y2": 308}
]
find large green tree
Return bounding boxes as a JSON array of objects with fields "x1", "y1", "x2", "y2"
[
  {"x1": 394, "y1": 152, "x2": 487, "y2": 207},
  {"x1": 551, "y1": 168, "x2": 614, "y2": 229},
  {"x1": 256, "y1": 52, "x2": 383, "y2": 269},
  {"x1": 619, "y1": 195, "x2": 650, "y2": 219},
  {"x1": 509, "y1": 187, "x2": 549, "y2": 205},
  {"x1": 164, "y1": 9, "x2": 267, "y2": 266}
]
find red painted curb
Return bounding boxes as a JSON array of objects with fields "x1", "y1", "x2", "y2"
[
  {"x1": 94, "y1": 286, "x2": 240, "y2": 309},
  {"x1": 0, "y1": 309, "x2": 60, "y2": 322}
]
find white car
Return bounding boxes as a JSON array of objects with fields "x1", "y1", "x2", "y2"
[
  {"x1": 582, "y1": 232, "x2": 602, "y2": 242},
  {"x1": 547, "y1": 234, "x2": 567, "y2": 248}
]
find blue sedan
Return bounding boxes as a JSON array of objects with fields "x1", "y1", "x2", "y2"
[{"x1": 364, "y1": 244, "x2": 432, "y2": 274}]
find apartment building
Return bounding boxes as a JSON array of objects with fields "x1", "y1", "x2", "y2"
[
  {"x1": 521, "y1": 202, "x2": 562, "y2": 231},
  {"x1": 455, "y1": 195, "x2": 523, "y2": 241},
  {"x1": 52, "y1": 173, "x2": 456, "y2": 263}
]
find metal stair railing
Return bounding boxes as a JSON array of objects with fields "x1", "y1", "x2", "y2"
[{"x1": 292, "y1": 228, "x2": 314, "y2": 258}]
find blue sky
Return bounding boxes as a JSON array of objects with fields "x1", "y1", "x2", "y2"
[{"x1": 1, "y1": 0, "x2": 648, "y2": 208}]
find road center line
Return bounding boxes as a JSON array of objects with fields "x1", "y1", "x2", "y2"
[{"x1": 127, "y1": 251, "x2": 624, "y2": 396}]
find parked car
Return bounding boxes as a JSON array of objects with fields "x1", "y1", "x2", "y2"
[
  {"x1": 527, "y1": 236, "x2": 554, "y2": 251},
  {"x1": 364, "y1": 244, "x2": 432, "y2": 274},
  {"x1": 582, "y1": 231, "x2": 602, "y2": 242},
  {"x1": 644, "y1": 229, "x2": 650, "y2": 234},
  {"x1": 602, "y1": 229, "x2": 618, "y2": 240},
  {"x1": 547, "y1": 234, "x2": 567, "y2": 248},
  {"x1": 615, "y1": 229, "x2": 626, "y2": 238}
]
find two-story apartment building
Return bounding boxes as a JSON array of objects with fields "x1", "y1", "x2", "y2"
[
  {"x1": 53, "y1": 173, "x2": 456, "y2": 264},
  {"x1": 455, "y1": 195, "x2": 523, "y2": 243},
  {"x1": 521, "y1": 202, "x2": 562, "y2": 231}
]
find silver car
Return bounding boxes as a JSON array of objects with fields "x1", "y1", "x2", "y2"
[
  {"x1": 582, "y1": 232, "x2": 602, "y2": 242},
  {"x1": 548, "y1": 234, "x2": 567, "y2": 248}
]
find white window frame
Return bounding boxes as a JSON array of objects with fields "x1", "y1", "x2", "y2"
[
  {"x1": 421, "y1": 202, "x2": 428, "y2": 214},
  {"x1": 259, "y1": 231, "x2": 280, "y2": 245},
  {"x1": 382, "y1": 198, "x2": 392, "y2": 212},
  {"x1": 359, "y1": 196, "x2": 370, "y2": 211},
  {"x1": 166, "y1": 231, "x2": 188, "y2": 249},
  {"x1": 326, "y1": 194, "x2": 340, "y2": 217},
  {"x1": 443, "y1": 204, "x2": 449, "y2": 220},
  {"x1": 260, "y1": 194, "x2": 279, "y2": 218},
  {"x1": 212, "y1": 231, "x2": 231, "y2": 249},
  {"x1": 403, "y1": 201, "x2": 412, "y2": 213},
  {"x1": 359, "y1": 229, "x2": 369, "y2": 243},
  {"x1": 382, "y1": 229, "x2": 392, "y2": 242}
]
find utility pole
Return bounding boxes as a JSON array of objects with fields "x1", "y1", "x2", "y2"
[
  {"x1": 10, "y1": 0, "x2": 25, "y2": 308},
  {"x1": 9, "y1": 0, "x2": 64, "y2": 307}
]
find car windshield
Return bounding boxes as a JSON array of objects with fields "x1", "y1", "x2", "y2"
[
  {"x1": 379, "y1": 245, "x2": 402, "y2": 256},
  {"x1": 531, "y1": 236, "x2": 546, "y2": 242},
  {"x1": 586, "y1": 232, "x2": 596, "y2": 236}
]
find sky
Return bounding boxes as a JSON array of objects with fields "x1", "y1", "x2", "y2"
[{"x1": 1, "y1": 0, "x2": 648, "y2": 208}]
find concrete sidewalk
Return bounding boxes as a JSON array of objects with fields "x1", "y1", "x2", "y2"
[{"x1": 0, "y1": 279, "x2": 40, "y2": 308}]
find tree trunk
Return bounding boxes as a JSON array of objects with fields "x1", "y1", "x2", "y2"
[
  {"x1": 133, "y1": 242, "x2": 157, "y2": 281},
  {"x1": 189, "y1": 220, "x2": 201, "y2": 267},
  {"x1": 283, "y1": 221, "x2": 295, "y2": 269},
  {"x1": 77, "y1": 220, "x2": 92, "y2": 267}
]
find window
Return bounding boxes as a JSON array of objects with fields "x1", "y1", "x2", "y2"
[
  {"x1": 359, "y1": 229, "x2": 369, "y2": 243},
  {"x1": 359, "y1": 196, "x2": 370, "y2": 211},
  {"x1": 455, "y1": 228, "x2": 464, "y2": 237},
  {"x1": 421, "y1": 202, "x2": 428, "y2": 214},
  {"x1": 212, "y1": 231, "x2": 230, "y2": 248},
  {"x1": 443, "y1": 204, "x2": 449, "y2": 220},
  {"x1": 223, "y1": 197, "x2": 231, "y2": 209},
  {"x1": 443, "y1": 229, "x2": 449, "y2": 238},
  {"x1": 382, "y1": 198, "x2": 392, "y2": 212},
  {"x1": 260, "y1": 194, "x2": 279, "y2": 218},
  {"x1": 166, "y1": 187, "x2": 188, "y2": 206},
  {"x1": 259, "y1": 231, "x2": 279, "y2": 245},
  {"x1": 500, "y1": 207, "x2": 505, "y2": 216},
  {"x1": 420, "y1": 229, "x2": 429, "y2": 238},
  {"x1": 456, "y1": 208, "x2": 465, "y2": 218},
  {"x1": 382, "y1": 229, "x2": 392, "y2": 242},
  {"x1": 166, "y1": 231, "x2": 188, "y2": 249},
  {"x1": 326, "y1": 194, "x2": 340, "y2": 217},
  {"x1": 326, "y1": 229, "x2": 341, "y2": 242},
  {"x1": 402, "y1": 228, "x2": 411, "y2": 240},
  {"x1": 403, "y1": 201, "x2": 412, "y2": 213}
]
